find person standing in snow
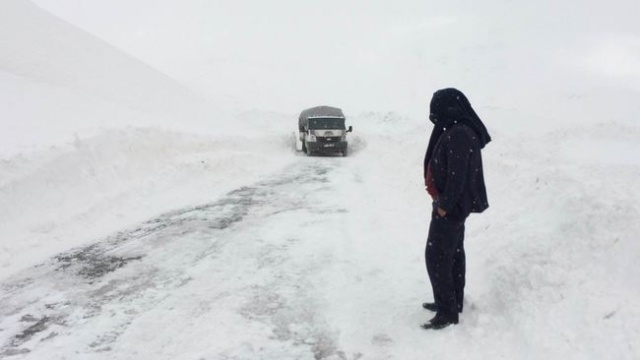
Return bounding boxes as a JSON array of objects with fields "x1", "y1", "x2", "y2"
[{"x1": 421, "y1": 88, "x2": 491, "y2": 330}]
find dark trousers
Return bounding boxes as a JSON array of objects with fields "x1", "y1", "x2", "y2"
[{"x1": 425, "y1": 210, "x2": 466, "y2": 320}]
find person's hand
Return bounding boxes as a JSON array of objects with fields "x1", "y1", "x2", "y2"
[{"x1": 437, "y1": 207, "x2": 447, "y2": 217}]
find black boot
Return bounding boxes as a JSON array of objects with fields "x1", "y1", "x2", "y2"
[
  {"x1": 421, "y1": 313, "x2": 458, "y2": 330},
  {"x1": 422, "y1": 302, "x2": 438, "y2": 312}
]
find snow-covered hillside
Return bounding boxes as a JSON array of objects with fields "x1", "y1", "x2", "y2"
[
  {"x1": 0, "y1": 0, "x2": 222, "y2": 157},
  {"x1": 1, "y1": 0, "x2": 639, "y2": 359}
]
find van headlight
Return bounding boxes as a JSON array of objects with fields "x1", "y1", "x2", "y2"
[{"x1": 308, "y1": 134, "x2": 316, "y2": 142}]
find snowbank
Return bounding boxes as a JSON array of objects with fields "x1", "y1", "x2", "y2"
[
  {"x1": 324, "y1": 114, "x2": 640, "y2": 359},
  {"x1": 0, "y1": 126, "x2": 297, "y2": 281}
]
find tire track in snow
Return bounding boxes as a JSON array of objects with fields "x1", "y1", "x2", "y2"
[{"x1": 0, "y1": 159, "x2": 353, "y2": 359}]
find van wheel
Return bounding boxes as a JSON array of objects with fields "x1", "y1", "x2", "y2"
[
  {"x1": 342, "y1": 149, "x2": 348, "y2": 157},
  {"x1": 306, "y1": 145, "x2": 313, "y2": 156}
]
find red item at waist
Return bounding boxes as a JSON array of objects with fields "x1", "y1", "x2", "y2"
[{"x1": 426, "y1": 160, "x2": 440, "y2": 200}]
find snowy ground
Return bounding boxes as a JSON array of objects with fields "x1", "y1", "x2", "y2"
[
  {"x1": 2, "y1": 0, "x2": 640, "y2": 359},
  {"x1": 2, "y1": 115, "x2": 639, "y2": 359}
]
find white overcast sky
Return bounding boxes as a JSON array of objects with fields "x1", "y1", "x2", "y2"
[{"x1": 29, "y1": 0, "x2": 640, "y2": 119}]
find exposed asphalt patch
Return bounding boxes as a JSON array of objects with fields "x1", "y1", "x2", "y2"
[
  {"x1": 55, "y1": 246, "x2": 143, "y2": 280},
  {"x1": 6, "y1": 315, "x2": 65, "y2": 353}
]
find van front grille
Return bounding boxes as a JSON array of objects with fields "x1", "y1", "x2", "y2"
[{"x1": 317, "y1": 136, "x2": 342, "y2": 143}]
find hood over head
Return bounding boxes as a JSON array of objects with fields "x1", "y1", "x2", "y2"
[
  {"x1": 428, "y1": 88, "x2": 491, "y2": 148},
  {"x1": 424, "y1": 88, "x2": 491, "y2": 170}
]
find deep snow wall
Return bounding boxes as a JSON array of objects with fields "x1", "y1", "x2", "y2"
[{"x1": 342, "y1": 113, "x2": 640, "y2": 359}]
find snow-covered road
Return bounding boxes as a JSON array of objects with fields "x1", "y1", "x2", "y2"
[{"x1": 1, "y1": 158, "x2": 371, "y2": 359}]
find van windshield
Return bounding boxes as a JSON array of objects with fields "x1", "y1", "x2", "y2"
[{"x1": 308, "y1": 118, "x2": 346, "y2": 130}]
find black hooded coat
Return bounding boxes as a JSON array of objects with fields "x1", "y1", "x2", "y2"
[{"x1": 424, "y1": 88, "x2": 490, "y2": 218}]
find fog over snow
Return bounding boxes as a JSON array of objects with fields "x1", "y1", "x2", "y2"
[{"x1": 1, "y1": 0, "x2": 639, "y2": 359}]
